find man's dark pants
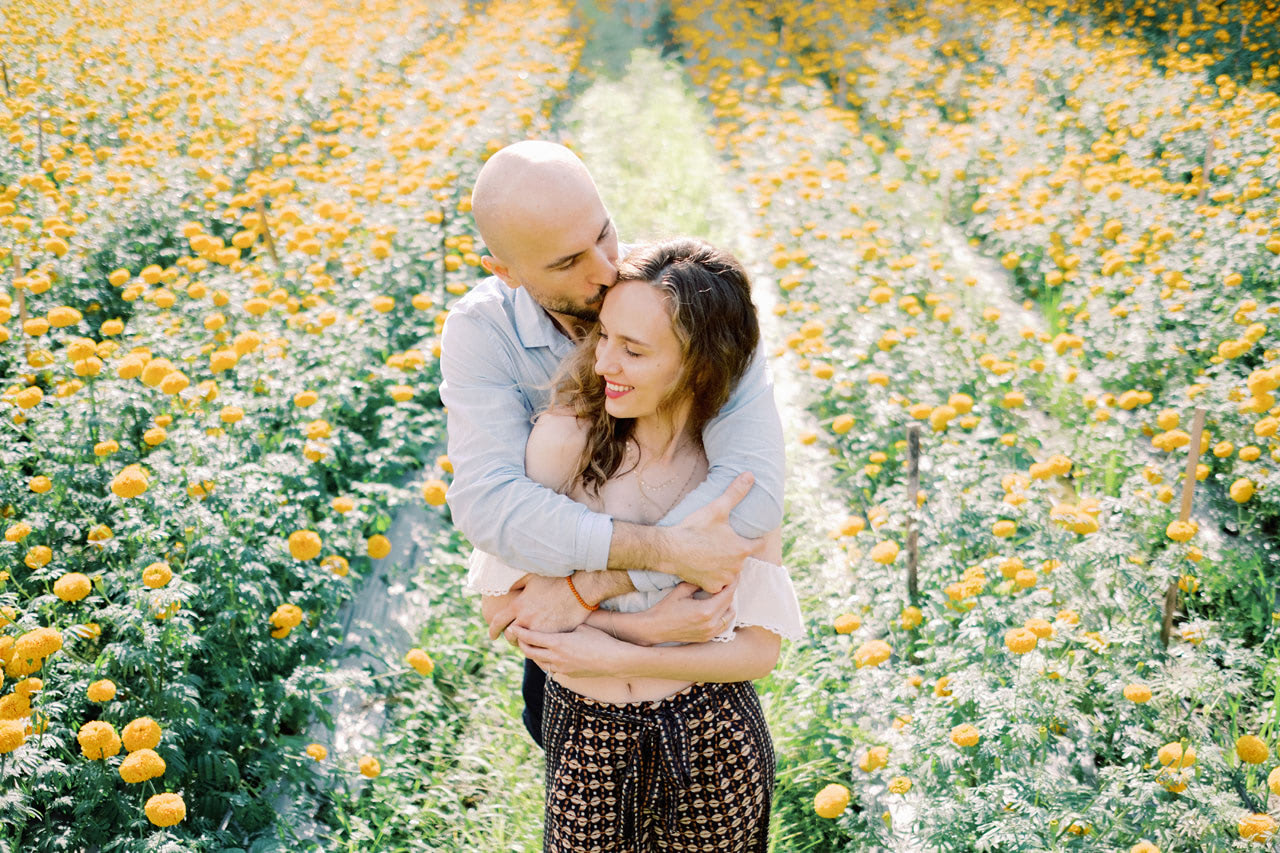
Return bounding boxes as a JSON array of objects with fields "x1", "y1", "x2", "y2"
[{"x1": 522, "y1": 657, "x2": 547, "y2": 748}]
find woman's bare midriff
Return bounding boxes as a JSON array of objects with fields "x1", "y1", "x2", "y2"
[{"x1": 552, "y1": 673, "x2": 696, "y2": 704}]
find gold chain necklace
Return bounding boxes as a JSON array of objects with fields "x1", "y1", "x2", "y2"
[{"x1": 634, "y1": 440, "x2": 700, "y2": 512}]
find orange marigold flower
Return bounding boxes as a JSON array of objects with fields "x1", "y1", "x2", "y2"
[
  {"x1": 78, "y1": 720, "x2": 122, "y2": 759},
  {"x1": 144, "y1": 792, "x2": 186, "y2": 827},
  {"x1": 122, "y1": 717, "x2": 162, "y2": 752}
]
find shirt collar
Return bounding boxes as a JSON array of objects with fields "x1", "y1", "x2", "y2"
[{"x1": 513, "y1": 285, "x2": 576, "y2": 357}]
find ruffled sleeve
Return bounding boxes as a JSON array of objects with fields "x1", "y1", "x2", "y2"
[
  {"x1": 463, "y1": 549, "x2": 530, "y2": 596},
  {"x1": 710, "y1": 557, "x2": 806, "y2": 643}
]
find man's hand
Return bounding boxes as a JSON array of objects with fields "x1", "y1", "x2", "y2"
[
  {"x1": 666, "y1": 472, "x2": 765, "y2": 593},
  {"x1": 487, "y1": 573, "x2": 592, "y2": 643},
  {"x1": 639, "y1": 580, "x2": 738, "y2": 645}
]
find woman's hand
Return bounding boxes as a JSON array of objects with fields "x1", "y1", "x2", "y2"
[{"x1": 510, "y1": 623, "x2": 637, "y2": 679}]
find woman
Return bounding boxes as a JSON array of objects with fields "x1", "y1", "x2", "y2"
[{"x1": 467, "y1": 238, "x2": 803, "y2": 852}]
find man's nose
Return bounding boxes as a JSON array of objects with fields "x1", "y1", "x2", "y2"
[{"x1": 588, "y1": 245, "x2": 617, "y2": 286}]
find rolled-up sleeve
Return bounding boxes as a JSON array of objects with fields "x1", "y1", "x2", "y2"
[
  {"x1": 440, "y1": 310, "x2": 613, "y2": 576},
  {"x1": 628, "y1": 345, "x2": 786, "y2": 592}
]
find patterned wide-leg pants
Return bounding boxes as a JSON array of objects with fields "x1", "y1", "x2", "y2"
[{"x1": 541, "y1": 677, "x2": 776, "y2": 853}]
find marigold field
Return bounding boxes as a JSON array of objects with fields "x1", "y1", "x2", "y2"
[{"x1": 2, "y1": 0, "x2": 1280, "y2": 850}]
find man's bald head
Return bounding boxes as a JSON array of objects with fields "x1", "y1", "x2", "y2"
[{"x1": 471, "y1": 140, "x2": 604, "y2": 266}]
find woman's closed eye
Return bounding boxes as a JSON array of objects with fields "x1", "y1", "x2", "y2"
[{"x1": 598, "y1": 332, "x2": 640, "y2": 357}]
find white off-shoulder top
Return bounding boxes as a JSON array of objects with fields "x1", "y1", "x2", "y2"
[{"x1": 465, "y1": 549, "x2": 806, "y2": 643}]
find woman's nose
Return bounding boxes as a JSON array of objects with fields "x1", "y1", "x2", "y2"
[{"x1": 595, "y1": 342, "x2": 617, "y2": 375}]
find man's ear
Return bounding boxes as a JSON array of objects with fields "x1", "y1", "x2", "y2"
[{"x1": 482, "y1": 254, "x2": 520, "y2": 290}]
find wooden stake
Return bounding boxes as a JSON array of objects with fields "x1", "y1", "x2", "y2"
[
  {"x1": 1162, "y1": 407, "x2": 1207, "y2": 647},
  {"x1": 906, "y1": 424, "x2": 921, "y2": 605},
  {"x1": 1198, "y1": 140, "x2": 1214, "y2": 207},
  {"x1": 255, "y1": 199, "x2": 282, "y2": 269},
  {"x1": 12, "y1": 254, "x2": 31, "y2": 363},
  {"x1": 1, "y1": 58, "x2": 10, "y2": 97}
]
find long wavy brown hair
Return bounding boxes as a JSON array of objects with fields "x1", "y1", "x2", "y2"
[{"x1": 549, "y1": 238, "x2": 760, "y2": 497}]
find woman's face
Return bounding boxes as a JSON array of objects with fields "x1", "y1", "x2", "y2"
[{"x1": 594, "y1": 279, "x2": 684, "y2": 421}]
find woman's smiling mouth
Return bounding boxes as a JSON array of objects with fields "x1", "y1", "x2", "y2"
[{"x1": 604, "y1": 381, "x2": 634, "y2": 399}]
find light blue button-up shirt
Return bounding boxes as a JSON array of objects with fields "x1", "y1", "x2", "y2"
[{"x1": 439, "y1": 274, "x2": 785, "y2": 592}]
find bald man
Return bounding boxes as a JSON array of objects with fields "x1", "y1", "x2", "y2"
[{"x1": 439, "y1": 140, "x2": 785, "y2": 747}]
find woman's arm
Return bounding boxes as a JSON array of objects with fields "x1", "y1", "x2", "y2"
[{"x1": 511, "y1": 623, "x2": 781, "y2": 683}]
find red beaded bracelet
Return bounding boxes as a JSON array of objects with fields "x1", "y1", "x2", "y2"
[{"x1": 566, "y1": 575, "x2": 598, "y2": 612}]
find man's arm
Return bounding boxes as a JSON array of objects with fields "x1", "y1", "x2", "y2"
[
  {"x1": 623, "y1": 345, "x2": 785, "y2": 592},
  {"x1": 441, "y1": 308, "x2": 613, "y2": 577}
]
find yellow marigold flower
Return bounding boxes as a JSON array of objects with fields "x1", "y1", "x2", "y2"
[
  {"x1": 1123, "y1": 683, "x2": 1152, "y2": 703},
  {"x1": 1239, "y1": 813, "x2": 1276, "y2": 843},
  {"x1": 833, "y1": 613, "x2": 860, "y2": 634},
  {"x1": 54, "y1": 572, "x2": 92, "y2": 603},
  {"x1": 436, "y1": 454, "x2": 453, "y2": 474},
  {"x1": 1236, "y1": 734, "x2": 1269, "y2": 764},
  {"x1": 306, "y1": 743, "x2": 328, "y2": 761},
  {"x1": 0, "y1": 719, "x2": 27, "y2": 754},
  {"x1": 859, "y1": 746, "x2": 888, "y2": 772},
  {"x1": 1024, "y1": 618, "x2": 1053, "y2": 639},
  {"x1": 992, "y1": 520, "x2": 1016, "y2": 538},
  {"x1": 288, "y1": 530, "x2": 322, "y2": 561},
  {"x1": 14, "y1": 386, "x2": 43, "y2": 409},
  {"x1": 421, "y1": 479, "x2": 448, "y2": 507},
  {"x1": 853, "y1": 639, "x2": 892, "y2": 669},
  {"x1": 144, "y1": 792, "x2": 186, "y2": 827},
  {"x1": 950, "y1": 723, "x2": 980, "y2": 747},
  {"x1": 119, "y1": 748, "x2": 166, "y2": 783},
  {"x1": 1004, "y1": 627, "x2": 1037, "y2": 654},
  {"x1": 220, "y1": 406, "x2": 243, "y2": 424},
  {"x1": 367, "y1": 534, "x2": 391, "y2": 560},
  {"x1": 232, "y1": 330, "x2": 261, "y2": 356},
  {"x1": 294, "y1": 389, "x2": 319, "y2": 407},
  {"x1": 1166, "y1": 520, "x2": 1197, "y2": 542},
  {"x1": 1130, "y1": 841, "x2": 1160, "y2": 853},
  {"x1": 813, "y1": 783, "x2": 850, "y2": 819},
  {"x1": 122, "y1": 717, "x2": 162, "y2": 752},
  {"x1": 306, "y1": 419, "x2": 331, "y2": 439},
  {"x1": 331, "y1": 496, "x2": 355, "y2": 513},
  {"x1": 47, "y1": 306, "x2": 82, "y2": 328},
  {"x1": 110, "y1": 463, "x2": 151, "y2": 499},
  {"x1": 4, "y1": 522, "x2": 32, "y2": 543},
  {"x1": 934, "y1": 675, "x2": 952, "y2": 697},
  {"x1": 1230, "y1": 479, "x2": 1255, "y2": 503},
  {"x1": 322, "y1": 555, "x2": 350, "y2": 577},
  {"x1": 405, "y1": 648, "x2": 434, "y2": 676},
  {"x1": 143, "y1": 427, "x2": 167, "y2": 446},
  {"x1": 16, "y1": 626, "x2": 62, "y2": 659},
  {"x1": 868, "y1": 541, "x2": 899, "y2": 564},
  {"x1": 93, "y1": 439, "x2": 120, "y2": 456},
  {"x1": 1268, "y1": 766, "x2": 1280, "y2": 795},
  {"x1": 143, "y1": 562, "x2": 173, "y2": 589},
  {"x1": 1157, "y1": 742, "x2": 1196, "y2": 769},
  {"x1": 831, "y1": 414, "x2": 855, "y2": 434},
  {"x1": 28, "y1": 476, "x2": 52, "y2": 493},
  {"x1": 888, "y1": 776, "x2": 911, "y2": 794},
  {"x1": 900, "y1": 606, "x2": 923, "y2": 630},
  {"x1": 359, "y1": 755, "x2": 381, "y2": 778},
  {"x1": 139, "y1": 357, "x2": 175, "y2": 388},
  {"x1": 78, "y1": 720, "x2": 122, "y2": 759},
  {"x1": 269, "y1": 604, "x2": 304, "y2": 639},
  {"x1": 87, "y1": 679, "x2": 116, "y2": 702}
]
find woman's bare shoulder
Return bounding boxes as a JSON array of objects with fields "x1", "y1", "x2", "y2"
[{"x1": 526, "y1": 407, "x2": 591, "y2": 491}]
